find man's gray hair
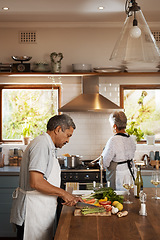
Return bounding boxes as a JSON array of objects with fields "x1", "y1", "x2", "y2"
[
  {"x1": 109, "y1": 111, "x2": 127, "y2": 130},
  {"x1": 47, "y1": 114, "x2": 76, "y2": 132}
]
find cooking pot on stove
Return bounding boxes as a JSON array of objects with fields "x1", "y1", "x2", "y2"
[{"x1": 64, "y1": 155, "x2": 81, "y2": 168}]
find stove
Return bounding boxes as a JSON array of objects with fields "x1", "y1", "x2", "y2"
[{"x1": 60, "y1": 164, "x2": 106, "y2": 190}]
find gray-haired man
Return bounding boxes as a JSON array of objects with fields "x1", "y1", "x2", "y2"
[{"x1": 10, "y1": 114, "x2": 82, "y2": 240}]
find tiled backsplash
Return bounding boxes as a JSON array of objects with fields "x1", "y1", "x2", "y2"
[
  {"x1": 57, "y1": 112, "x2": 112, "y2": 160},
  {"x1": 1, "y1": 77, "x2": 160, "y2": 164}
]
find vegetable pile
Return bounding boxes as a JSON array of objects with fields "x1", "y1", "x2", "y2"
[
  {"x1": 81, "y1": 187, "x2": 124, "y2": 216},
  {"x1": 82, "y1": 187, "x2": 124, "y2": 203}
]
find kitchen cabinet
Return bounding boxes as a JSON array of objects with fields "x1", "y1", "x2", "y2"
[
  {"x1": 0, "y1": 175, "x2": 19, "y2": 237},
  {"x1": 141, "y1": 170, "x2": 160, "y2": 188}
]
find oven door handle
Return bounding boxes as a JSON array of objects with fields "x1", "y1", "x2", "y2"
[{"x1": 64, "y1": 182, "x2": 100, "y2": 185}]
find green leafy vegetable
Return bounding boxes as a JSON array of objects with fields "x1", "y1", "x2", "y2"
[{"x1": 82, "y1": 187, "x2": 124, "y2": 204}]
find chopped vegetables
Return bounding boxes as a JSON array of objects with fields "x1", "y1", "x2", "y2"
[
  {"x1": 99, "y1": 200, "x2": 111, "y2": 205},
  {"x1": 111, "y1": 206, "x2": 119, "y2": 214},
  {"x1": 93, "y1": 187, "x2": 124, "y2": 203},
  {"x1": 81, "y1": 207, "x2": 106, "y2": 215},
  {"x1": 103, "y1": 205, "x2": 112, "y2": 212},
  {"x1": 117, "y1": 211, "x2": 128, "y2": 218},
  {"x1": 83, "y1": 199, "x2": 96, "y2": 204},
  {"x1": 80, "y1": 187, "x2": 125, "y2": 216}
]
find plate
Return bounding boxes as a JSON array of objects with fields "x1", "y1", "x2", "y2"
[
  {"x1": 72, "y1": 190, "x2": 94, "y2": 195},
  {"x1": 115, "y1": 191, "x2": 127, "y2": 195},
  {"x1": 93, "y1": 68, "x2": 122, "y2": 73},
  {"x1": 72, "y1": 190, "x2": 127, "y2": 196}
]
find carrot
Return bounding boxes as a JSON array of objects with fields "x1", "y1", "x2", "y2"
[{"x1": 83, "y1": 199, "x2": 96, "y2": 204}]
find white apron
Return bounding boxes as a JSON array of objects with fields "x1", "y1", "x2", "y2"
[
  {"x1": 23, "y1": 133, "x2": 61, "y2": 240},
  {"x1": 116, "y1": 169, "x2": 131, "y2": 191}
]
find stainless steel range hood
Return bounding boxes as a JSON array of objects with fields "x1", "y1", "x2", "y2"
[{"x1": 58, "y1": 76, "x2": 122, "y2": 113}]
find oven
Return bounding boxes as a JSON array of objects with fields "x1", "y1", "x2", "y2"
[{"x1": 61, "y1": 168, "x2": 106, "y2": 190}]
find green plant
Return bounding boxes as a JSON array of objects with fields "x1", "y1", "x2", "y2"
[
  {"x1": 144, "y1": 130, "x2": 155, "y2": 136},
  {"x1": 22, "y1": 124, "x2": 31, "y2": 137},
  {"x1": 126, "y1": 121, "x2": 144, "y2": 142}
]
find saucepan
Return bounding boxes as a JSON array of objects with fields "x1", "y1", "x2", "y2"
[
  {"x1": 64, "y1": 155, "x2": 82, "y2": 168},
  {"x1": 58, "y1": 154, "x2": 83, "y2": 168},
  {"x1": 83, "y1": 155, "x2": 102, "y2": 168}
]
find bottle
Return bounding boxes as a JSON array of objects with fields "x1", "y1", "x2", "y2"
[
  {"x1": 134, "y1": 165, "x2": 143, "y2": 198},
  {"x1": 156, "y1": 160, "x2": 159, "y2": 170},
  {"x1": 0, "y1": 146, "x2": 4, "y2": 168}
]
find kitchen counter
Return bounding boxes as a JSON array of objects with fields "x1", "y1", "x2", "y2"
[
  {"x1": 0, "y1": 165, "x2": 155, "y2": 175},
  {"x1": 54, "y1": 188, "x2": 160, "y2": 240},
  {"x1": 0, "y1": 166, "x2": 20, "y2": 175}
]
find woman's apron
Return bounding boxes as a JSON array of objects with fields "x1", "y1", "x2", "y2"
[
  {"x1": 23, "y1": 133, "x2": 61, "y2": 240},
  {"x1": 106, "y1": 133, "x2": 135, "y2": 191}
]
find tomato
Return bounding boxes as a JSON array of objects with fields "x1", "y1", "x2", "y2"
[
  {"x1": 104, "y1": 205, "x2": 112, "y2": 212},
  {"x1": 99, "y1": 201, "x2": 111, "y2": 205}
]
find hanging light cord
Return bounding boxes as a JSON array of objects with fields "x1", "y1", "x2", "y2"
[{"x1": 125, "y1": 0, "x2": 140, "y2": 17}]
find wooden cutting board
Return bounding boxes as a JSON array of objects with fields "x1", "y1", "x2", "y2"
[{"x1": 74, "y1": 209, "x2": 111, "y2": 216}]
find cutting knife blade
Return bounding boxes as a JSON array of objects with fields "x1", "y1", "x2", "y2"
[{"x1": 76, "y1": 201, "x2": 100, "y2": 209}]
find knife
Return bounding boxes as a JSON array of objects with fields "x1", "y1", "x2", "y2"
[{"x1": 76, "y1": 201, "x2": 100, "y2": 209}]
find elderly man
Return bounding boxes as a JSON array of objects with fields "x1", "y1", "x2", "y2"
[{"x1": 10, "y1": 114, "x2": 82, "y2": 240}]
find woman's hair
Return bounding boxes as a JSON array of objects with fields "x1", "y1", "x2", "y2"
[
  {"x1": 47, "y1": 114, "x2": 76, "y2": 132},
  {"x1": 109, "y1": 111, "x2": 127, "y2": 130}
]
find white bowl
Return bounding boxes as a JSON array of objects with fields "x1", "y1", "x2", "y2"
[{"x1": 72, "y1": 63, "x2": 92, "y2": 72}]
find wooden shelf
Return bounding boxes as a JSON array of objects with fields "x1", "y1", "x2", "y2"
[{"x1": 0, "y1": 71, "x2": 160, "y2": 77}]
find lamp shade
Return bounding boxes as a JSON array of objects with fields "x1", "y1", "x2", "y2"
[{"x1": 110, "y1": 9, "x2": 160, "y2": 70}]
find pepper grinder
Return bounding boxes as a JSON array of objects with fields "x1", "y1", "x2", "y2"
[{"x1": 139, "y1": 190, "x2": 147, "y2": 216}]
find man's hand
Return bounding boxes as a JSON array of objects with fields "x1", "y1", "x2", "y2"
[{"x1": 62, "y1": 192, "x2": 83, "y2": 206}]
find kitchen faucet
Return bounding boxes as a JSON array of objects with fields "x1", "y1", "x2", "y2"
[{"x1": 90, "y1": 155, "x2": 103, "y2": 188}]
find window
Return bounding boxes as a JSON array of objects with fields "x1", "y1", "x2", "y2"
[
  {"x1": 120, "y1": 85, "x2": 160, "y2": 142},
  {"x1": 0, "y1": 85, "x2": 60, "y2": 142}
]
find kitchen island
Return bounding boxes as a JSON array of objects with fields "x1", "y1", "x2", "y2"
[{"x1": 54, "y1": 188, "x2": 160, "y2": 240}]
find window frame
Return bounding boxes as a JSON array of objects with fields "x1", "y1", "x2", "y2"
[
  {"x1": 0, "y1": 84, "x2": 61, "y2": 143},
  {"x1": 120, "y1": 84, "x2": 160, "y2": 144}
]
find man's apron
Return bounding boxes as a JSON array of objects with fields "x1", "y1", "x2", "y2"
[
  {"x1": 23, "y1": 133, "x2": 61, "y2": 240},
  {"x1": 105, "y1": 133, "x2": 135, "y2": 191}
]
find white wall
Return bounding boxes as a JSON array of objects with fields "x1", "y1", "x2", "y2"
[
  {"x1": 1, "y1": 24, "x2": 160, "y2": 163},
  {"x1": 0, "y1": 25, "x2": 122, "y2": 71}
]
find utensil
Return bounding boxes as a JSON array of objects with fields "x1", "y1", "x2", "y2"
[
  {"x1": 12, "y1": 56, "x2": 32, "y2": 62},
  {"x1": 93, "y1": 67, "x2": 122, "y2": 73},
  {"x1": 76, "y1": 202, "x2": 99, "y2": 209},
  {"x1": 149, "y1": 151, "x2": 155, "y2": 161}
]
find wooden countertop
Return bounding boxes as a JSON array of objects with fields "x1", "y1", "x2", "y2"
[{"x1": 54, "y1": 188, "x2": 160, "y2": 240}]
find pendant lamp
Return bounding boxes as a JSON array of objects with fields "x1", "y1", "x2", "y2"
[{"x1": 110, "y1": 0, "x2": 160, "y2": 71}]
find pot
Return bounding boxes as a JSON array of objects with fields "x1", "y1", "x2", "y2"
[
  {"x1": 64, "y1": 155, "x2": 81, "y2": 168},
  {"x1": 82, "y1": 160, "x2": 100, "y2": 169}
]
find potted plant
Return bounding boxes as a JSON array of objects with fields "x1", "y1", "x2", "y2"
[
  {"x1": 22, "y1": 124, "x2": 31, "y2": 145},
  {"x1": 126, "y1": 121, "x2": 144, "y2": 142},
  {"x1": 144, "y1": 130, "x2": 155, "y2": 145}
]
